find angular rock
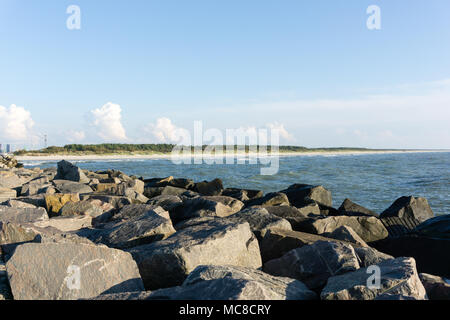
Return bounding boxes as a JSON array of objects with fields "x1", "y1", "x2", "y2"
[
  {"x1": 299, "y1": 216, "x2": 388, "y2": 243},
  {"x1": 0, "y1": 188, "x2": 16, "y2": 203},
  {"x1": 35, "y1": 215, "x2": 93, "y2": 232},
  {"x1": 84, "y1": 206, "x2": 175, "y2": 249},
  {"x1": 354, "y1": 246, "x2": 394, "y2": 268},
  {"x1": 413, "y1": 214, "x2": 450, "y2": 239},
  {"x1": 60, "y1": 200, "x2": 105, "y2": 218},
  {"x1": 0, "y1": 207, "x2": 49, "y2": 224},
  {"x1": 129, "y1": 220, "x2": 262, "y2": 290},
  {"x1": 221, "y1": 188, "x2": 263, "y2": 202},
  {"x1": 112, "y1": 204, "x2": 170, "y2": 221},
  {"x1": 0, "y1": 171, "x2": 33, "y2": 189},
  {"x1": 144, "y1": 186, "x2": 189, "y2": 199},
  {"x1": 6, "y1": 243, "x2": 144, "y2": 300},
  {"x1": 175, "y1": 196, "x2": 244, "y2": 222},
  {"x1": 264, "y1": 240, "x2": 360, "y2": 290},
  {"x1": 338, "y1": 199, "x2": 378, "y2": 217},
  {"x1": 227, "y1": 207, "x2": 292, "y2": 240},
  {"x1": 82, "y1": 194, "x2": 132, "y2": 210},
  {"x1": 280, "y1": 184, "x2": 332, "y2": 208},
  {"x1": 322, "y1": 226, "x2": 368, "y2": 247},
  {"x1": 55, "y1": 160, "x2": 90, "y2": 183},
  {"x1": 4, "y1": 199, "x2": 37, "y2": 208},
  {"x1": 53, "y1": 180, "x2": 93, "y2": 194},
  {"x1": 181, "y1": 265, "x2": 317, "y2": 300},
  {"x1": 321, "y1": 257, "x2": 427, "y2": 300},
  {"x1": 260, "y1": 228, "x2": 355, "y2": 263},
  {"x1": 380, "y1": 196, "x2": 434, "y2": 223},
  {"x1": 147, "y1": 195, "x2": 183, "y2": 212},
  {"x1": 419, "y1": 273, "x2": 450, "y2": 300},
  {"x1": 194, "y1": 178, "x2": 223, "y2": 196},
  {"x1": 45, "y1": 193, "x2": 80, "y2": 217},
  {"x1": 245, "y1": 192, "x2": 290, "y2": 207}
]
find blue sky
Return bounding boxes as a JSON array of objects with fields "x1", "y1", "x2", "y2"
[{"x1": 0, "y1": 0, "x2": 449, "y2": 149}]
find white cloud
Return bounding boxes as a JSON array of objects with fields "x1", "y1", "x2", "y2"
[
  {"x1": 89, "y1": 102, "x2": 127, "y2": 142},
  {"x1": 266, "y1": 122, "x2": 294, "y2": 142},
  {"x1": 0, "y1": 104, "x2": 35, "y2": 142},
  {"x1": 145, "y1": 117, "x2": 190, "y2": 143},
  {"x1": 66, "y1": 130, "x2": 86, "y2": 143}
]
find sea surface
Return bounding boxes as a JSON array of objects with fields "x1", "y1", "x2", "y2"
[{"x1": 22, "y1": 152, "x2": 450, "y2": 216}]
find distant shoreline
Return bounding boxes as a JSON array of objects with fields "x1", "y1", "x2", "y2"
[{"x1": 16, "y1": 149, "x2": 449, "y2": 162}]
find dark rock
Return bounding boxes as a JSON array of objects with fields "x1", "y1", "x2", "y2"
[
  {"x1": 371, "y1": 234, "x2": 450, "y2": 278},
  {"x1": 280, "y1": 184, "x2": 332, "y2": 208},
  {"x1": 53, "y1": 180, "x2": 93, "y2": 194},
  {"x1": 174, "y1": 196, "x2": 244, "y2": 222},
  {"x1": 354, "y1": 246, "x2": 394, "y2": 268},
  {"x1": 337, "y1": 199, "x2": 378, "y2": 217},
  {"x1": 413, "y1": 214, "x2": 450, "y2": 239},
  {"x1": 222, "y1": 188, "x2": 263, "y2": 202},
  {"x1": 227, "y1": 207, "x2": 292, "y2": 240},
  {"x1": 55, "y1": 160, "x2": 90, "y2": 183},
  {"x1": 321, "y1": 257, "x2": 427, "y2": 300},
  {"x1": 264, "y1": 240, "x2": 360, "y2": 290},
  {"x1": 194, "y1": 179, "x2": 223, "y2": 196},
  {"x1": 147, "y1": 195, "x2": 183, "y2": 212},
  {"x1": 245, "y1": 192, "x2": 289, "y2": 207},
  {"x1": 419, "y1": 273, "x2": 450, "y2": 300},
  {"x1": 322, "y1": 226, "x2": 368, "y2": 247},
  {"x1": 380, "y1": 196, "x2": 434, "y2": 223}
]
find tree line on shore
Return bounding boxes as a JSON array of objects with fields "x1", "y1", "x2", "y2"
[{"x1": 13, "y1": 144, "x2": 375, "y2": 156}]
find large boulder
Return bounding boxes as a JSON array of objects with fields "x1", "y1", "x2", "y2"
[
  {"x1": 0, "y1": 207, "x2": 49, "y2": 224},
  {"x1": 419, "y1": 273, "x2": 450, "y2": 300},
  {"x1": 354, "y1": 246, "x2": 394, "y2": 268},
  {"x1": 321, "y1": 257, "x2": 427, "y2": 300},
  {"x1": 0, "y1": 188, "x2": 16, "y2": 203},
  {"x1": 260, "y1": 228, "x2": 356, "y2": 263},
  {"x1": 322, "y1": 226, "x2": 369, "y2": 247},
  {"x1": 413, "y1": 214, "x2": 450, "y2": 239},
  {"x1": 296, "y1": 216, "x2": 388, "y2": 243},
  {"x1": 129, "y1": 220, "x2": 262, "y2": 290},
  {"x1": 6, "y1": 243, "x2": 144, "y2": 300},
  {"x1": 264, "y1": 240, "x2": 360, "y2": 290},
  {"x1": 55, "y1": 160, "x2": 90, "y2": 183},
  {"x1": 59, "y1": 200, "x2": 108, "y2": 218},
  {"x1": 194, "y1": 179, "x2": 223, "y2": 196},
  {"x1": 227, "y1": 207, "x2": 292, "y2": 240},
  {"x1": 280, "y1": 184, "x2": 332, "y2": 208},
  {"x1": 0, "y1": 171, "x2": 33, "y2": 189},
  {"x1": 53, "y1": 180, "x2": 93, "y2": 194},
  {"x1": 175, "y1": 196, "x2": 244, "y2": 221},
  {"x1": 222, "y1": 188, "x2": 263, "y2": 202},
  {"x1": 181, "y1": 265, "x2": 317, "y2": 300},
  {"x1": 88, "y1": 207, "x2": 176, "y2": 249},
  {"x1": 245, "y1": 192, "x2": 290, "y2": 207},
  {"x1": 147, "y1": 195, "x2": 183, "y2": 212},
  {"x1": 45, "y1": 194, "x2": 80, "y2": 217},
  {"x1": 263, "y1": 204, "x2": 319, "y2": 220},
  {"x1": 380, "y1": 196, "x2": 434, "y2": 223}
]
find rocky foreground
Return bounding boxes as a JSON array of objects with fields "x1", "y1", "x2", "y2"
[{"x1": 0, "y1": 159, "x2": 449, "y2": 300}]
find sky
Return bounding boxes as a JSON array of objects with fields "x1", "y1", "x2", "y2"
[{"x1": 0, "y1": 0, "x2": 450, "y2": 150}]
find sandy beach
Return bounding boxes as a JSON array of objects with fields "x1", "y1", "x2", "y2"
[{"x1": 15, "y1": 149, "x2": 449, "y2": 162}]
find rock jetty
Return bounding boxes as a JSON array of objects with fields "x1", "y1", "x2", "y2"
[{"x1": 0, "y1": 158, "x2": 449, "y2": 300}]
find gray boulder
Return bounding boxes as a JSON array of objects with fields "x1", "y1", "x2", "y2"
[
  {"x1": 280, "y1": 184, "x2": 332, "y2": 208},
  {"x1": 6, "y1": 243, "x2": 144, "y2": 300},
  {"x1": 0, "y1": 207, "x2": 49, "y2": 224},
  {"x1": 245, "y1": 192, "x2": 290, "y2": 207},
  {"x1": 147, "y1": 195, "x2": 183, "y2": 212},
  {"x1": 0, "y1": 188, "x2": 16, "y2": 203},
  {"x1": 184, "y1": 265, "x2": 317, "y2": 300},
  {"x1": 55, "y1": 160, "x2": 90, "y2": 183},
  {"x1": 53, "y1": 180, "x2": 93, "y2": 194},
  {"x1": 380, "y1": 196, "x2": 434, "y2": 223},
  {"x1": 322, "y1": 226, "x2": 369, "y2": 247},
  {"x1": 413, "y1": 214, "x2": 450, "y2": 239},
  {"x1": 321, "y1": 257, "x2": 427, "y2": 300},
  {"x1": 129, "y1": 220, "x2": 262, "y2": 290},
  {"x1": 227, "y1": 207, "x2": 292, "y2": 240},
  {"x1": 194, "y1": 179, "x2": 223, "y2": 196},
  {"x1": 264, "y1": 240, "x2": 360, "y2": 290},
  {"x1": 338, "y1": 199, "x2": 378, "y2": 217},
  {"x1": 300, "y1": 216, "x2": 388, "y2": 243},
  {"x1": 175, "y1": 196, "x2": 244, "y2": 221},
  {"x1": 354, "y1": 246, "x2": 394, "y2": 268}
]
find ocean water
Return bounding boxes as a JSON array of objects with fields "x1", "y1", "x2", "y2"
[{"x1": 22, "y1": 152, "x2": 450, "y2": 216}]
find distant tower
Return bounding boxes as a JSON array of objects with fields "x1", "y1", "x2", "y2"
[
  {"x1": 44, "y1": 134, "x2": 48, "y2": 148},
  {"x1": 0, "y1": 144, "x2": 2, "y2": 153},
  {"x1": 6, "y1": 144, "x2": 11, "y2": 153}
]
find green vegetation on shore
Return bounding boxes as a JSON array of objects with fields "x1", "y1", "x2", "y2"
[{"x1": 13, "y1": 144, "x2": 399, "y2": 156}]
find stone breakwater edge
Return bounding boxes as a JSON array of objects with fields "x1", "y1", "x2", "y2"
[{"x1": 0, "y1": 158, "x2": 449, "y2": 300}]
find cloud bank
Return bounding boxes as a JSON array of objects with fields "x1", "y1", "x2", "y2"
[
  {"x1": 89, "y1": 102, "x2": 127, "y2": 142},
  {"x1": 0, "y1": 104, "x2": 35, "y2": 142}
]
